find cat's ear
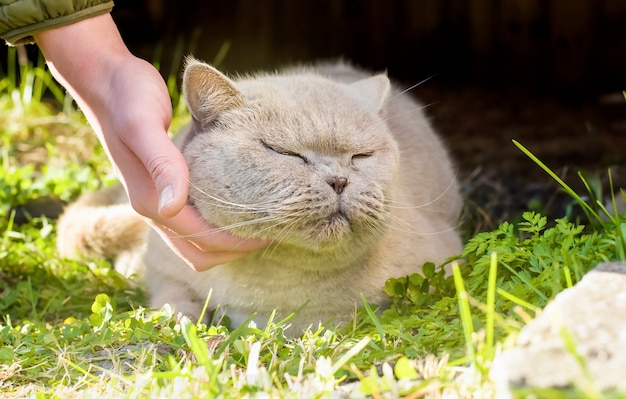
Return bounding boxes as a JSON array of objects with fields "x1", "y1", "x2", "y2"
[
  {"x1": 182, "y1": 57, "x2": 246, "y2": 126},
  {"x1": 346, "y1": 74, "x2": 391, "y2": 112}
]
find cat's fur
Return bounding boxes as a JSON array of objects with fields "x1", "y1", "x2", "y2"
[{"x1": 56, "y1": 59, "x2": 463, "y2": 334}]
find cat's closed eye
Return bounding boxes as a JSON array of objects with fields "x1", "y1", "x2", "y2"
[
  {"x1": 352, "y1": 152, "x2": 373, "y2": 160},
  {"x1": 261, "y1": 140, "x2": 309, "y2": 163},
  {"x1": 351, "y1": 152, "x2": 373, "y2": 165}
]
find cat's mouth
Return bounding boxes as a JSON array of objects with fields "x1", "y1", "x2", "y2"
[
  {"x1": 306, "y1": 210, "x2": 351, "y2": 246},
  {"x1": 293, "y1": 208, "x2": 352, "y2": 248}
]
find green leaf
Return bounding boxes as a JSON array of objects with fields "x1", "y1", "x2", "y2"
[
  {"x1": 181, "y1": 316, "x2": 211, "y2": 369},
  {"x1": 89, "y1": 293, "x2": 114, "y2": 328},
  {"x1": 394, "y1": 356, "x2": 418, "y2": 379},
  {"x1": 422, "y1": 262, "x2": 436, "y2": 278},
  {"x1": 0, "y1": 347, "x2": 14, "y2": 362}
]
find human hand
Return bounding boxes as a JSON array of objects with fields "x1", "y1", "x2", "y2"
[{"x1": 34, "y1": 13, "x2": 269, "y2": 270}]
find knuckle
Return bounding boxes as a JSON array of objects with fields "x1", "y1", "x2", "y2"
[{"x1": 145, "y1": 154, "x2": 173, "y2": 182}]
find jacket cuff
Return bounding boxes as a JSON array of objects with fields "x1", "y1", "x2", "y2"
[{"x1": 2, "y1": 2, "x2": 114, "y2": 46}]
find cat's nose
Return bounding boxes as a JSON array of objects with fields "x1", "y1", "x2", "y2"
[{"x1": 327, "y1": 176, "x2": 348, "y2": 195}]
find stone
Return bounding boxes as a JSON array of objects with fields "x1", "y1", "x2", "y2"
[{"x1": 491, "y1": 261, "x2": 626, "y2": 396}]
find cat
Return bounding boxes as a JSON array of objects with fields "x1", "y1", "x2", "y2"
[{"x1": 56, "y1": 58, "x2": 463, "y2": 334}]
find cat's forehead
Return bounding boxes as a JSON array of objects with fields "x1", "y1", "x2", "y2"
[
  {"x1": 234, "y1": 80, "x2": 385, "y2": 145},
  {"x1": 237, "y1": 75, "x2": 347, "y2": 103},
  {"x1": 236, "y1": 76, "x2": 382, "y2": 125}
]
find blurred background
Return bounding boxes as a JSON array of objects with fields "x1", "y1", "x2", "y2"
[{"x1": 113, "y1": 0, "x2": 626, "y2": 91}]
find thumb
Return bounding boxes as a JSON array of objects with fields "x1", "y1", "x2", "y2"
[{"x1": 126, "y1": 127, "x2": 190, "y2": 219}]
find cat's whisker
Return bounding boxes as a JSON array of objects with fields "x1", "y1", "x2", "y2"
[
  {"x1": 189, "y1": 195, "x2": 296, "y2": 220},
  {"x1": 383, "y1": 212, "x2": 462, "y2": 237},
  {"x1": 179, "y1": 214, "x2": 293, "y2": 239},
  {"x1": 381, "y1": 102, "x2": 436, "y2": 124},
  {"x1": 189, "y1": 186, "x2": 317, "y2": 220},
  {"x1": 188, "y1": 180, "x2": 284, "y2": 211},
  {"x1": 384, "y1": 75, "x2": 435, "y2": 104},
  {"x1": 262, "y1": 220, "x2": 302, "y2": 257},
  {"x1": 189, "y1": 191, "x2": 281, "y2": 212},
  {"x1": 179, "y1": 206, "x2": 314, "y2": 245},
  {"x1": 386, "y1": 202, "x2": 457, "y2": 216},
  {"x1": 360, "y1": 219, "x2": 387, "y2": 238},
  {"x1": 190, "y1": 186, "x2": 317, "y2": 216},
  {"x1": 190, "y1": 199, "x2": 280, "y2": 216},
  {"x1": 386, "y1": 174, "x2": 459, "y2": 211}
]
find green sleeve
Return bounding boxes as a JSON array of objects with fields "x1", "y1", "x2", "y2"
[{"x1": 0, "y1": 0, "x2": 114, "y2": 45}]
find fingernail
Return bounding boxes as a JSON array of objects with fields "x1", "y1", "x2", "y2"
[{"x1": 158, "y1": 185, "x2": 174, "y2": 213}]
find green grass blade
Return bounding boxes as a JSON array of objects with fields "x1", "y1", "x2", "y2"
[
  {"x1": 196, "y1": 288, "x2": 212, "y2": 328},
  {"x1": 330, "y1": 336, "x2": 371, "y2": 375},
  {"x1": 452, "y1": 262, "x2": 475, "y2": 364},
  {"x1": 360, "y1": 293, "x2": 386, "y2": 346},
  {"x1": 496, "y1": 288, "x2": 540, "y2": 313},
  {"x1": 212, "y1": 41, "x2": 232, "y2": 69},
  {"x1": 513, "y1": 140, "x2": 601, "y2": 224},
  {"x1": 486, "y1": 252, "x2": 498, "y2": 352},
  {"x1": 181, "y1": 316, "x2": 212, "y2": 369}
]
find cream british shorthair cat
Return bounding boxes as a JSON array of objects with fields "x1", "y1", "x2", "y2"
[{"x1": 57, "y1": 58, "x2": 463, "y2": 334}]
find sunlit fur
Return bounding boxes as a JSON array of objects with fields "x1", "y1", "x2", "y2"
[{"x1": 58, "y1": 59, "x2": 464, "y2": 335}]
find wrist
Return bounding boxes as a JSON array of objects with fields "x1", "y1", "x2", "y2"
[{"x1": 34, "y1": 13, "x2": 133, "y2": 109}]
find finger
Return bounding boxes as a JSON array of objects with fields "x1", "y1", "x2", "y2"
[
  {"x1": 154, "y1": 226, "x2": 258, "y2": 271},
  {"x1": 141, "y1": 138, "x2": 190, "y2": 219},
  {"x1": 114, "y1": 123, "x2": 188, "y2": 218},
  {"x1": 149, "y1": 204, "x2": 270, "y2": 253}
]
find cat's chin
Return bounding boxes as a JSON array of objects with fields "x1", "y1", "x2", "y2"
[
  {"x1": 329, "y1": 210, "x2": 348, "y2": 225},
  {"x1": 305, "y1": 211, "x2": 354, "y2": 248}
]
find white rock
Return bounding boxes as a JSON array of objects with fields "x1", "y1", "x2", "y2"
[{"x1": 491, "y1": 261, "x2": 626, "y2": 396}]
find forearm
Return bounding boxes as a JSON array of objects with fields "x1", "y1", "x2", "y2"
[{"x1": 34, "y1": 13, "x2": 132, "y2": 127}]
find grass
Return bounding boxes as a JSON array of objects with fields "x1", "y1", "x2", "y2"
[{"x1": 1, "y1": 46, "x2": 625, "y2": 398}]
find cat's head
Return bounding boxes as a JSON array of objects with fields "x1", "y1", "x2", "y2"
[{"x1": 181, "y1": 58, "x2": 400, "y2": 255}]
